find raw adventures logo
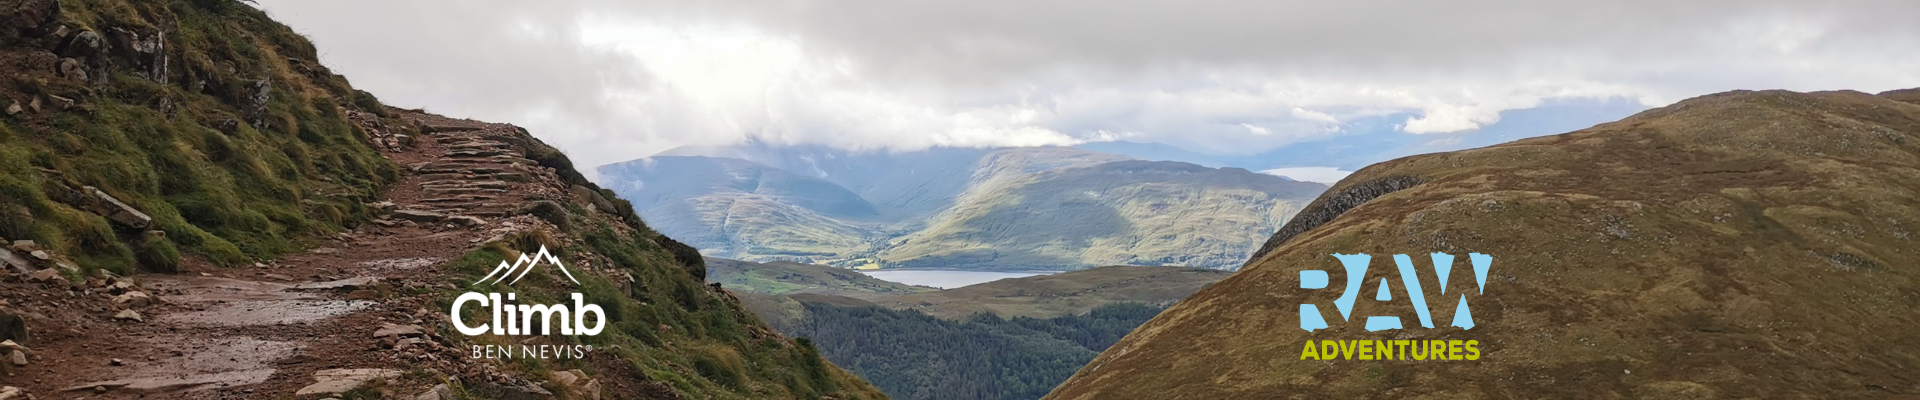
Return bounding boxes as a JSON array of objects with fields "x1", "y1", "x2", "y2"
[
  {"x1": 449, "y1": 246, "x2": 605, "y2": 359},
  {"x1": 1297, "y1": 253, "x2": 1493, "y2": 361}
]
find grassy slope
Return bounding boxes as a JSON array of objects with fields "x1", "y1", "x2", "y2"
[
  {"x1": 707, "y1": 257, "x2": 935, "y2": 297},
  {"x1": 1046, "y1": 89, "x2": 1920, "y2": 399},
  {"x1": 437, "y1": 231, "x2": 886, "y2": 400},
  {"x1": 0, "y1": 2, "x2": 886, "y2": 398},
  {"x1": 1, "y1": 0, "x2": 398, "y2": 273}
]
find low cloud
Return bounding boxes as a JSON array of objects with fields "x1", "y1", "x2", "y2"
[
  {"x1": 256, "y1": 0, "x2": 1920, "y2": 169},
  {"x1": 1261, "y1": 167, "x2": 1354, "y2": 185}
]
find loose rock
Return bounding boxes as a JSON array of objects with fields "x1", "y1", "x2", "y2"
[
  {"x1": 0, "y1": 386, "x2": 28, "y2": 400},
  {"x1": 294, "y1": 368, "x2": 402, "y2": 396},
  {"x1": 26, "y1": 268, "x2": 61, "y2": 282},
  {"x1": 391, "y1": 209, "x2": 446, "y2": 223},
  {"x1": 414, "y1": 383, "x2": 452, "y2": 400},
  {"x1": 447, "y1": 215, "x2": 487, "y2": 226},
  {"x1": 111, "y1": 291, "x2": 152, "y2": 307},
  {"x1": 113, "y1": 309, "x2": 143, "y2": 322},
  {"x1": 372, "y1": 323, "x2": 424, "y2": 339}
]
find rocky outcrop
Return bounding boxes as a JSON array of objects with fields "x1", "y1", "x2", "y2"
[
  {"x1": 243, "y1": 78, "x2": 271, "y2": 128},
  {"x1": 78, "y1": 186, "x2": 152, "y2": 229},
  {"x1": 1241, "y1": 175, "x2": 1422, "y2": 267},
  {"x1": 0, "y1": 314, "x2": 26, "y2": 345},
  {"x1": 105, "y1": 27, "x2": 165, "y2": 84},
  {"x1": 347, "y1": 109, "x2": 412, "y2": 152},
  {"x1": 2, "y1": 0, "x2": 62, "y2": 45}
]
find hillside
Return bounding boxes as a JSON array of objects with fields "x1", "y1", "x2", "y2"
[
  {"x1": 866, "y1": 266, "x2": 1231, "y2": 320},
  {"x1": 788, "y1": 301, "x2": 1161, "y2": 400},
  {"x1": 0, "y1": 1, "x2": 881, "y2": 398},
  {"x1": 1045, "y1": 88, "x2": 1920, "y2": 399},
  {"x1": 880, "y1": 160, "x2": 1325, "y2": 270},
  {"x1": 600, "y1": 147, "x2": 1326, "y2": 270},
  {"x1": 712, "y1": 263, "x2": 1227, "y2": 399},
  {"x1": 707, "y1": 257, "x2": 935, "y2": 297}
]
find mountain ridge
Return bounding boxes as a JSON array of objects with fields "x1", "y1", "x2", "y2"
[
  {"x1": 600, "y1": 147, "x2": 1326, "y2": 270},
  {"x1": 1044, "y1": 88, "x2": 1920, "y2": 399}
]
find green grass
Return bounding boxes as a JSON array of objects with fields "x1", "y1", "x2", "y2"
[{"x1": 1, "y1": 0, "x2": 397, "y2": 272}]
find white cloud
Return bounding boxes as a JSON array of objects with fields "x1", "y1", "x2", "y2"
[
  {"x1": 1261, "y1": 167, "x2": 1354, "y2": 185},
  {"x1": 253, "y1": 0, "x2": 1920, "y2": 169}
]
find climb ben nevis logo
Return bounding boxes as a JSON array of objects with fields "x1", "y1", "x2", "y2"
[
  {"x1": 1296, "y1": 253, "x2": 1494, "y2": 362},
  {"x1": 449, "y1": 246, "x2": 605, "y2": 359}
]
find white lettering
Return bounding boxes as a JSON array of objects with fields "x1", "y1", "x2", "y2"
[
  {"x1": 452, "y1": 292, "x2": 490, "y2": 335},
  {"x1": 574, "y1": 293, "x2": 605, "y2": 335}
]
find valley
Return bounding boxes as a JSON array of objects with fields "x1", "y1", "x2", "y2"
[
  {"x1": 705, "y1": 258, "x2": 1229, "y2": 400},
  {"x1": 599, "y1": 146, "x2": 1326, "y2": 271}
]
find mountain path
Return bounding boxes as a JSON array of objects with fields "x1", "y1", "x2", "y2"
[{"x1": 2, "y1": 111, "x2": 580, "y2": 398}]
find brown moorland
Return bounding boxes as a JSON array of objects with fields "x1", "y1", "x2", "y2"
[{"x1": 1046, "y1": 88, "x2": 1920, "y2": 399}]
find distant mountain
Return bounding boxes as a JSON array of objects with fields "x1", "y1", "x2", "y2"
[
  {"x1": 601, "y1": 146, "x2": 1324, "y2": 270},
  {"x1": 880, "y1": 160, "x2": 1325, "y2": 270},
  {"x1": 598, "y1": 156, "x2": 877, "y2": 259},
  {"x1": 1045, "y1": 89, "x2": 1920, "y2": 399},
  {"x1": 659, "y1": 143, "x2": 997, "y2": 218},
  {"x1": 1072, "y1": 141, "x2": 1226, "y2": 168}
]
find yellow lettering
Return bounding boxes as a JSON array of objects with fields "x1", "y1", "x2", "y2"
[
  {"x1": 1301, "y1": 341, "x2": 1319, "y2": 360},
  {"x1": 1337, "y1": 340, "x2": 1357, "y2": 360}
]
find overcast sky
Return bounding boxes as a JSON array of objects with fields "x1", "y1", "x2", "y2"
[{"x1": 256, "y1": 0, "x2": 1920, "y2": 172}]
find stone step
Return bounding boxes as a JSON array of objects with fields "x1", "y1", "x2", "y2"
[
  {"x1": 462, "y1": 208, "x2": 513, "y2": 218},
  {"x1": 417, "y1": 173, "x2": 469, "y2": 181},
  {"x1": 420, "y1": 180, "x2": 512, "y2": 190},
  {"x1": 490, "y1": 156, "x2": 536, "y2": 166},
  {"x1": 446, "y1": 149, "x2": 518, "y2": 158},
  {"x1": 445, "y1": 141, "x2": 511, "y2": 150},
  {"x1": 414, "y1": 164, "x2": 510, "y2": 175},
  {"x1": 489, "y1": 172, "x2": 533, "y2": 183},
  {"x1": 423, "y1": 187, "x2": 509, "y2": 196},
  {"x1": 419, "y1": 195, "x2": 494, "y2": 204},
  {"x1": 391, "y1": 209, "x2": 446, "y2": 222},
  {"x1": 420, "y1": 124, "x2": 482, "y2": 133}
]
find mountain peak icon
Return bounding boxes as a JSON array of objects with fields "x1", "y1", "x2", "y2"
[{"x1": 475, "y1": 246, "x2": 578, "y2": 286}]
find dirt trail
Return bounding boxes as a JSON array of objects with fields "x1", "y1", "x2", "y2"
[{"x1": 1, "y1": 111, "x2": 579, "y2": 398}]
